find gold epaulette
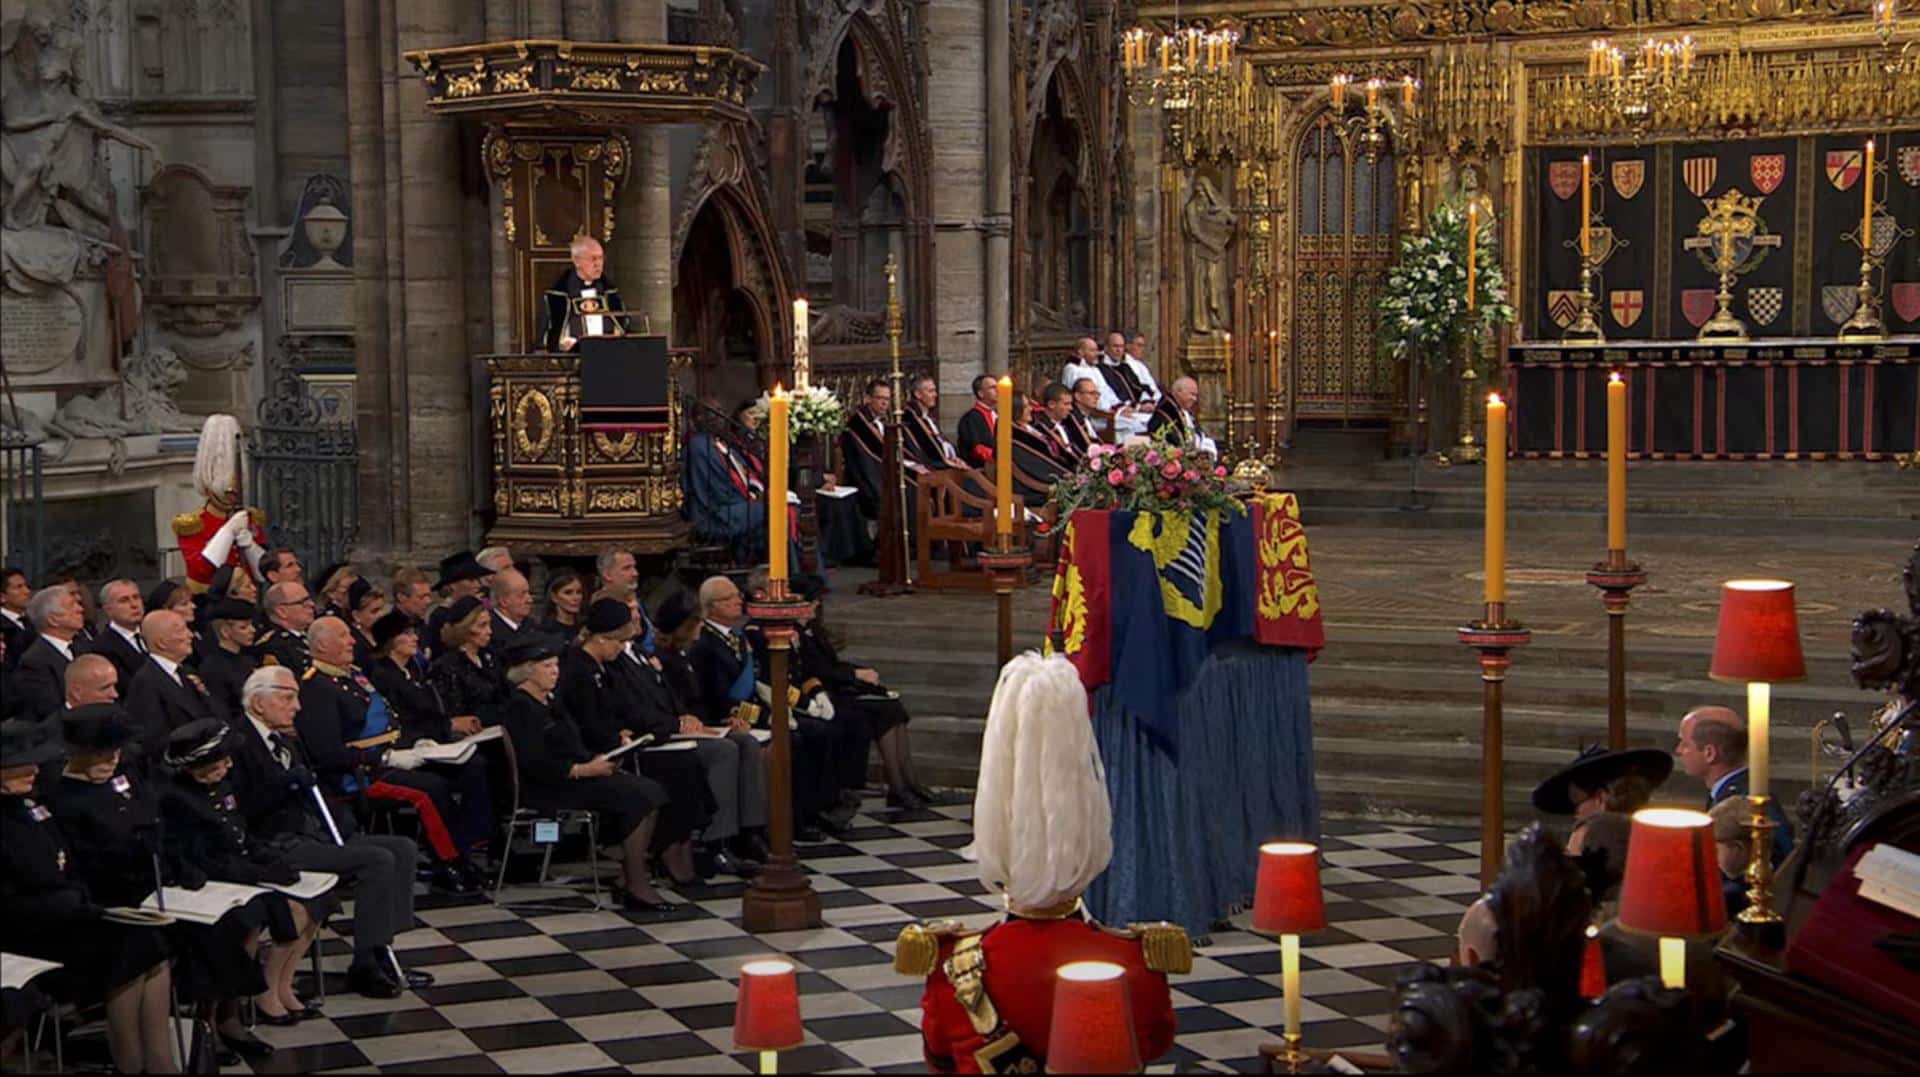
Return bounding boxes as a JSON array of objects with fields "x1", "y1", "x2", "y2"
[
  {"x1": 301, "y1": 666, "x2": 319, "y2": 680},
  {"x1": 894, "y1": 920, "x2": 973, "y2": 977},
  {"x1": 173, "y1": 511, "x2": 204, "y2": 537},
  {"x1": 1104, "y1": 921, "x2": 1193, "y2": 974}
]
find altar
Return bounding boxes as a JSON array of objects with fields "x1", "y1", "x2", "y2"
[{"x1": 1506, "y1": 337, "x2": 1920, "y2": 461}]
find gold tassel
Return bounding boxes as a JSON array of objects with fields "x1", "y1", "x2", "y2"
[{"x1": 894, "y1": 923, "x2": 937, "y2": 976}]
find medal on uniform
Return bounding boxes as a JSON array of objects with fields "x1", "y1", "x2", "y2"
[
  {"x1": 111, "y1": 774, "x2": 132, "y2": 796},
  {"x1": 28, "y1": 800, "x2": 50, "y2": 822}
]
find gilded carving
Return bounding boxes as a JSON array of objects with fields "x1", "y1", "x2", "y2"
[
  {"x1": 591, "y1": 430, "x2": 638, "y2": 461},
  {"x1": 586, "y1": 486, "x2": 646, "y2": 512},
  {"x1": 492, "y1": 65, "x2": 532, "y2": 94},
  {"x1": 513, "y1": 485, "x2": 563, "y2": 512},
  {"x1": 567, "y1": 67, "x2": 622, "y2": 91},
  {"x1": 514, "y1": 388, "x2": 555, "y2": 461}
]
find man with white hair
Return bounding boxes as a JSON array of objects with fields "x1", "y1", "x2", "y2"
[
  {"x1": 1145, "y1": 375, "x2": 1218, "y2": 455},
  {"x1": 15, "y1": 585, "x2": 88, "y2": 719},
  {"x1": 539, "y1": 234, "x2": 629, "y2": 351},
  {"x1": 895, "y1": 652, "x2": 1187, "y2": 1073},
  {"x1": 174, "y1": 413, "x2": 268, "y2": 591},
  {"x1": 487, "y1": 568, "x2": 534, "y2": 657}
]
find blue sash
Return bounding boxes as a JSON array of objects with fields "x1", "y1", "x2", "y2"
[
  {"x1": 340, "y1": 684, "x2": 394, "y2": 795},
  {"x1": 726, "y1": 650, "x2": 757, "y2": 703}
]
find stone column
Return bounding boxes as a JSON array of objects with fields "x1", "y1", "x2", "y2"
[
  {"x1": 612, "y1": 1, "x2": 673, "y2": 341},
  {"x1": 926, "y1": 0, "x2": 986, "y2": 416},
  {"x1": 393, "y1": 0, "x2": 482, "y2": 553},
  {"x1": 526, "y1": 1, "x2": 563, "y2": 39},
  {"x1": 346, "y1": 0, "x2": 400, "y2": 555},
  {"x1": 983, "y1": 0, "x2": 1011, "y2": 377}
]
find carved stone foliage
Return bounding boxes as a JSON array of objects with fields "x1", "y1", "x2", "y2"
[{"x1": 139, "y1": 163, "x2": 259, "y2": 337}]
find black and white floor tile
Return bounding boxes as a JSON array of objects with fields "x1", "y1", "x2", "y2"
[{"x1": 217, "y1": 802, "x2": 1481, "y2": 1075}]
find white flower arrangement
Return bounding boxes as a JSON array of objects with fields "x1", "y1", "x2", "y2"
[
  {"x1": 747, "y1": 385, "x2": 848, "y2": 442},
  {"x1": 1378, "y1": 201, "x2": 1516, "y2": 375}
]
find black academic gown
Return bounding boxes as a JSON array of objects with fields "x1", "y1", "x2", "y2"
[
  {"x1": 1010, "y1": 423, "x2": 1068, "y2": 505},
  {"x1": 956, "y1": 401, "x2": 996, "y2": 468}
]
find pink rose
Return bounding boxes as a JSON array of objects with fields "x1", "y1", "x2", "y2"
[
  {"x1": 1126, "y1": 465, "x2": 1138, "y2": 478},
  {"x1": 1183, "y1": 469, "x2": 1199, "y2": 482},
  {"x1": 1144, "y1": 451, "x2": 1160, "y2": 466},
  {"x1": 1107, "y1": 468, "x2": 1126, "y2": 485},
  {"x1": 1157, "y1": 484, "x2": 1175, "y2": 498},
  {"x1": 1161, "y1": 461, "x2": 1182, "y2": 479},
  {"x1": 1214, "y1": 466, "x2": 1228, "y2": 477},
  {"x1": 1167, "y1": 447, "x2": 1183, "y2": 460}
]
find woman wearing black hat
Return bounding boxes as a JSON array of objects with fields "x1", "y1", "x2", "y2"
[
  {"x1": 423, "y1": 553, "x2": 493, "y2": 664},
  {"x1": 431, "y1": 596, "x2": 510, "y2": 726},
  {"x1": 196, "y1": 597, "x2": 261, "y2": 719},
  {"x1": 160, "y1": 718, "x2": 327, "y2": 1026},
  {"x1": 1, "y1": 716, "x2": 178, "y2": 1074},
  {"x1": 49, "y1": 704, "x2": 280, "y2": 1063},
  {"x1": 368, "y1": 611, "x2": 482, "y2": 746},
  {"x1": 501, "y1": 635, "x2": 682, "y2": 913}
]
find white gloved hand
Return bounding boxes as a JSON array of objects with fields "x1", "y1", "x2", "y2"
[
  {"x1": 806, "y1": 693, "x2": 835, "y2": 721},
  {"x1": 412, "y1": 739, "x2": 439, "y2": 751},
  {"x1": 231, "y1": 510, "x2": 257, "y2": 549},
  {"x1": 385, "y1": 748, "x2": 423, "y2": 771},
  {"x1": 754, "y1": 681, "x2": 773, "y2": 705}
]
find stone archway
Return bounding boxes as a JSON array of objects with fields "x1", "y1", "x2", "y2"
[{"x1": 674, "y1": 186, "x2": 777, "y2": 410}]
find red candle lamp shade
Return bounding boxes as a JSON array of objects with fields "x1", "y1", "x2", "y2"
[
  {"x1": 1252, "y1": 842, "x2": 1327, "y2": 935},
  {"x1": 1708, "y1": 580, "x2": 1805, "y2": 684},
  {"x1": 1617, "y1": 809, "x2": 1726, "y2": 939},
  {"x1": 1047, "y1": 961, "x2": 1141, "y2": 1074},
  {"x1": 733, "y1": 959, "x2": 803, "y2": 1052}
]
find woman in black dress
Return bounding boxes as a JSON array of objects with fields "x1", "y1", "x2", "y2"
[
  {"x1": 345, "y1": 578, "x2": 385, "y2": 669},
  {"x1": 49, "y1": 705, "x2": 277, "y2": 1062},
  {"x1": 160, "y1": 719, "x2": 326, "y2": 1026},
  {"x1": 431, "y1": 596, "x2": 510, "y2": 725},
  {"x1": 539, "y1": 569, "x2": 586, "y2": 642},
  {"x1": 1, "y1": 716, "x2": 177, "y2": 1074},
  {"x1": 500, "y1": 636, "x2": 681, "y2": 913}
]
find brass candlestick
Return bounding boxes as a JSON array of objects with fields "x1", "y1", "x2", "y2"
[
  {"x1": 977, "y1": 536, "x2": 1033, "y2": 669},
  {"x1": 1738, "y1": 794, "x2": 1783, "y2": 926},
  {"x1": 1438, "y1": 364, "x2": 1484, "y2": 467},
  {"x1": 1564, "y1": 259, "x2": 1605, "y2": 343},
  {"x1": 741, "y1": 588, "x2": 824, "y2": 932},
  {"x1": 1586, "y1": 548, "x2": 1647, "y2": 751},
  {"x1": 1837, "y1": 249, "x2": 1887, "y2": 342}
]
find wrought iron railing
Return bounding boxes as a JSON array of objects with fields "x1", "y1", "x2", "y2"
[{"x1": 1, "y1": 444, "x2": 46, "y2": 580}]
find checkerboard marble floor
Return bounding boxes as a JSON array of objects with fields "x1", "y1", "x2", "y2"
[{"x1": 221, "y1": 800, "x2": 1482, "y2": 1075}]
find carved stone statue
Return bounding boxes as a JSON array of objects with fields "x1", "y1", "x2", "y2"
[
  {"x1": 1, "y1": 2, "x2": 158, "y2": 245},
  {"x1": 45, "y1": 347, "x2": 202, "y2": 439},
  {"x1": 1183, "y1": 175, "x2": 1234, "y2": 334}
]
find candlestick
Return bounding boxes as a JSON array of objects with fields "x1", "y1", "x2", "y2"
[
  {"x1": 768, "y1": 386, "x2": 789, "y2": 583},
  {"x1": 1748, "y1": 681, "x2": 1770, "y2": 797},
  {"x1": 1224, "y1": 331, "x2": 1234, "y2": 438},
  {"x1": 1580, "y1": 154, "x2": 1591, "y2": 260},
  {"x1": 1402, "y1": 74, "x2": 1416, "y2": 110},
  {"x1": 1366, "y1": 77, "x2": 1379, "y2": 110},
  {"x1": 792, "y1": 299, "x2": 809, "y2": 391},
  {"x1": 995, "y1": 374, "x2": 1013, "y2": 536},
  {"x1": 1484, "y1": 393, "x2": 1506, "y2": 605},
  {"x1": 1863, "y1": 139, "x2": 1874, "y2": 252},
  {"x1": 1607, "y1": 371, "x2": 1626, "y2": 550},
  {"x1": 1467, "y1": 203, "x2": 1478, "y2": 311}
]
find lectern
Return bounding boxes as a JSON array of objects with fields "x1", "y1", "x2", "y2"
[{"x1": 579, "y1": 335, "x2": 671, "y2": 433}]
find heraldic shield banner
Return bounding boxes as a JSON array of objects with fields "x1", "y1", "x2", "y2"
[{"x1": 1528, "y1": 130, "x2": 1920, "y2": 339}]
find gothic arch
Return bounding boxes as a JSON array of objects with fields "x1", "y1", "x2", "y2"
[{"x1": 673, "y1": 130, "x2": 794, "y2": 397}]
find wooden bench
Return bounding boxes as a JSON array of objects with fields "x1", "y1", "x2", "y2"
[{"x1": 913, "y1": 469, "x2": 1052, "y2": 592}]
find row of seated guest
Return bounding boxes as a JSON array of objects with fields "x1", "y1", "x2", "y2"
[{"x1": 683, "y1": 401, "x2": 826, "y2": 569}]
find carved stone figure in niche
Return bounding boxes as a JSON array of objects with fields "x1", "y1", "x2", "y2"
[
  {"x1": 1184, "y1": 175, "x2": 1234, "y2": 334},
  {"x1": 1, "y1": 1, "x2": 158, "y2": 243},
  {"x1": 46, "y1": 347, "x2": 202, "y2": 439}
]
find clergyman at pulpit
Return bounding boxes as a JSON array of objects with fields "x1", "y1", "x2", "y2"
[{"x1": 539, "y1": 235, "x2": 630, "y2": 352}]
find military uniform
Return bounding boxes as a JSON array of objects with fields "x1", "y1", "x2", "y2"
[
  {"x1": 172, "y1": 502, "x2": 268, "y2": 591},
  {"x1": 251, "y1": 623, "x2": 312, "y2": 678},
  {"x1": 896, "y1": 910, "x2": 1188, "y2": 1074}
]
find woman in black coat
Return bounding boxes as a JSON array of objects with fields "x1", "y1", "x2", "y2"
[
  {"x1": 500, "y1": 636, "x2": 682, "y2": 913},
  {"x1": 538, "y1": 569, "x2": 587, "y2": 643},
  {"x1": 0, "y1": 716, "x2": 176, "y2": 1075},
  {"x1": 431, "y1": 596, "x2": 511, "y2": 725},
  {"x1": 160, "y1": 719, "x2": 328, "y2": 1026},
  {"x1": 369, "y1": 611, "x2": 481, "y2": 746}
]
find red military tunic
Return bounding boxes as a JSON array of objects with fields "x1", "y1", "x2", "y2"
[
  {"x1": 172, "y1": 503, "x2": 267, "y2": 590},
  {"x1": 897, "y1": 912, "x2": 1188, "y2": 1074}
]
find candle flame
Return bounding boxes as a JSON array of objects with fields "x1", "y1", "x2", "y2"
[
  {"x1": 1488, "y1": 392, "x2": 1504, "y2": 406},
  {"x1": 772, "y1": 382, "x2": 786, "y2": 396},
  {"x1": 1609, "y1": 370, "x2": 1622, "y2": 383}
]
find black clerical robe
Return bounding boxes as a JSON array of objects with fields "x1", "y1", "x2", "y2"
[{"x1": 538, "y1": 268, "x2": 629, "y2": 352}]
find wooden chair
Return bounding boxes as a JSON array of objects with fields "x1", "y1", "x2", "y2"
[{"x1": 915, "y1": 469, "x2": 1046, "y2": 592}]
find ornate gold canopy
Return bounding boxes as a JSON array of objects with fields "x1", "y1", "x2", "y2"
[{"x1": 401, "y1": 40, "x2": 763, "y2": 127}]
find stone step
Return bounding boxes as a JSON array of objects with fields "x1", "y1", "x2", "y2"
[{"x1": 1296, "y1": 502, "x2": 1919, "y2": 539}]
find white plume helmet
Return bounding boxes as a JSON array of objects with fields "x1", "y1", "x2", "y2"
[
  {"x1": 965, "y1": 650, "x2": 1112, "y2": 910},
  {"x1": 194, "y1": 414, "x2": 243, "y2": 502}
]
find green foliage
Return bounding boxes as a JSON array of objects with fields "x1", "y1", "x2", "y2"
[
  {"x1": 1050, "y1": 434, "x2": 1247, "y2": 517},
  {"x1": 1377, "y1": 200, "x2": 1516, "y2": 375}
]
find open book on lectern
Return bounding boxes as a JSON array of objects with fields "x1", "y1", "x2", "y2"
[{"x1": 579, "y1": 334, "x2": 670, "y2": 433}]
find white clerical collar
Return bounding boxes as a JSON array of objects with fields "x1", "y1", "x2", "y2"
[{"x1": 152, "y1": 653, "x2": 182, "y2": 684}]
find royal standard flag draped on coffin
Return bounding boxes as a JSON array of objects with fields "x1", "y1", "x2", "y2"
[{"x1": 1050, "y1": 493, "x2": 1325, "y2": 753}]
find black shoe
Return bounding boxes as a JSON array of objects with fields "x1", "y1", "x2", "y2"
[
  {"x1": 346, "y1": 962, "x2": 402, "y2": 1000},
  {"x1": 794, "y1": 823, "x2": 827, "y2": 844},
  {"x1": 403, "y1": 968, "x2": 436, "y2": 990},
  {"x1": 452, "y1": 858, "x2": 489, "y2": 892},
  {"x1": 292, "y1": 1000, "x2": 323, "y2": 1021},
  {"x1": 431, "y1": 861, "x2": 479, "y2": 894},
  {"x1": 824, "y1": 801, "x2": 857, "y2": 827},
  {"x1": 705, "y1": 847, "x2": 761, "y2": 879},
  {"x1": 255, "y1": 1009, "x2": 301, "y2": 1028},
  {"x1": 214, "y1": 1044, "x2": 243, "y2": 1068},
  {"x1": 617, "y1": 889, "x2": 679, "y2": 915},
  {"x1": 735, "y1": 833, "x2": 772, "y2": 862},
  {"x1": 886, "y1": 788, "x2": 928, "y2": 812},
  {"x1": 223, "y1": 1027, "x2": 275, "y2": 1060},
  {"x1": 815, "y1": 812, "x2": 851, "y2": 838}
]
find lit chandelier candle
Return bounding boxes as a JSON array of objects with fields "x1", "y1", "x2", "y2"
[
  {"x1": 792, "y1": 297, "x2": 809, "y2": 391},
  {"x1": 1330, "y1": 73, "x2": 1349, "y2": 110},
  {"x1": 1402, "y1": 74, "x2": 1417, "y2": 110},
  {"x1": 1366, "y1": 77, "x2": 1380, "y2": 111}
]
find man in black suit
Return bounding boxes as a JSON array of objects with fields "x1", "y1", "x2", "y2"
[
  {"x1": 1067, "y1": 377, "x2": 1105, "y2": 455},
  {"x1": 1036, "y1": 382, "x2": 1085, "y2": 469},
  {"x1": 486, "y1": 568, "x2": 534, "y2": 660},
  {"x1": 89, "y1": 579, "x2": 150, "y2": 688},
  {"x1": 121, "y1": 609, "x2": 223, "y2": 775},
  {"x1": 1009, "y1": 391, "x2": 1070, "y2": 506},
  {"x1": 537, "y1": 235, "x2": 629, "y2": 352},
  {"x1": 229, "y1": 664, "x2": 426, "y2": 999},
  {"x1": 1675, "y1": 706, "x2": 1791, "y2": 861},
  {"x1": 902, "y1": 375, "x2": 963, "y2": 471},
  {"x1": 1144, "y1": 376, "x2": 1217, "y2": 455},
  {"x1": 15, "y1": 585, "x2": 88, "y2": 720},
  {"x1": 2, "y1": 567, "x2": 34, "y2": 672}
]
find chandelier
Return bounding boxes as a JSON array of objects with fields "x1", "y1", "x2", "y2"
[
  {"x1": 1326, "y1": 72, "x2": 1420, "y2": 164},
  {"x1": 1579, "y1": 32, "x2": 1698, "y2": 141},
  {"x1": 1119, "y1": 16, "x2": 1239, "y2": 113}
]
